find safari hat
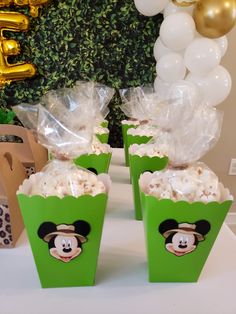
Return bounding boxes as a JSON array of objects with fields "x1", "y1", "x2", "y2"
[
  {"x1": 43, "y1": 224, "x2": 87, "y2": 243},
  {"x1": 162, "y1": 223, "x2": 204, "y2": 241}
]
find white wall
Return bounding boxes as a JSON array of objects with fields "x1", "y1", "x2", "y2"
[{"x1": 202, "y1": 28, "x2": 236, "y2": 212}]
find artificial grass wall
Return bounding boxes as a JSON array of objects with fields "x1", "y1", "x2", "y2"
[{"x1": 0, "y1": 0, "x2": 162, "y2": 147}]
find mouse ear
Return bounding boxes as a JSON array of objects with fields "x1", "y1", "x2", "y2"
[
  {"x1": 195, "y1": 220, "x2": 211, "y2": 236},
  {"x1": 159, "y1": 219, "x2": 178, "y2": 235},
  {"x1": 73, "y1": 220, "x2": 91, "y2": 237},
  {"x1": 38, "y1": 222, "x2": 57, "y2": 240}
]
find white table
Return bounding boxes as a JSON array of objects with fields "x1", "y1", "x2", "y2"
[{"x1": 0, "y1": 149, "x2": 236, "y2": 314}]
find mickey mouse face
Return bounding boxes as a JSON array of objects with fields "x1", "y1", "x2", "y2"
[
  {"x1": 38, "y1": 220, "x2": 91, "y2": 263},
  {"x1": 166, "y1": 232, "x2": 196, "y2": 257},
  {"x1": 159, "y1": 219, "x2": 211, "y2": 257},
  {"x1": 50, "y1": 235, "x2": 82, "y2": 263}
]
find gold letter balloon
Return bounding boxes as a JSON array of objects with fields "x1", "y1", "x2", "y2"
[
  {"x1": 0, "y1": 12, "x2": 36, "y2": 86},
  {"x1": 0, "y1": 0, "x2": 50, "y2": 17},
  {"x1": 0, "y1": 0, "x2": 49, "y2": 86},
  {"x1": 193, "y1": 0, "x2": 236, "y2": 38}
]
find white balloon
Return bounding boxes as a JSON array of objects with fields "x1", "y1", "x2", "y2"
[
  {"x1": 154, "y1": 77, "x2": 171, "y2": 100},
  {"x1": 160, "y1": 12, "x2": 196, "y2": 51},
  {"x1": 163, "y1": 2, "x2": 194, "y2": 18},
  {"x1": 154, "y1": 38, "x2": 172, "y2": 61},
  {"x1": 185, "y1": 38, "x2": 221, "y2": 76},
  {"x1": 154, "y1": 37, "x2": 185, "y2": 61},
  {"x1": 187, "y1": 65, "x2": 232, "y2": 106},
  {"x1": 134, "y1": 0, "x2": 169, "y2": 16},
  {"x1": 168, "y1": 80, "x2": 201, "y2": 106},
  {"x1": 215, "y1": 36, "x2": 228, "y2": 57},
  {"x1": 156, "y1": 52, "x2": 186, "y2": 83}
]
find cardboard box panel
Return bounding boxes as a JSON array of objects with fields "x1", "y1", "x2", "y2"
[
  {"x1": 121, "y1": 123, "x2": 138, "y2": 167},
  {"x1": 126, "y1": 134, "x2": 152, "y2": 173},
  {"x1": 96, "y1": 133, "x2": 109, "y2": 144},
  {"x1": 129, "y1": 155, "x2": 168, "y2": 220},
  {"x1": 74, "y1": 153, "x2": 112, "y2": 174},
  {"x1": 141, "y1": 193, "x2": 233, "y2": 282},
  {"x1": 18, "y1": 193, "x2": 108, "y2": 288}
]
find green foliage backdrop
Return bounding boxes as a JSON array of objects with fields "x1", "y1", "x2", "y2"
[{"x1": 0, "y1": 0, "x2": 162, "y2": 147}]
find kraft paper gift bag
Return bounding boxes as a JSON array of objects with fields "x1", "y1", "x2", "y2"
[{"x1": 0, "y1": 125, "x2": 48, "y2": 177}]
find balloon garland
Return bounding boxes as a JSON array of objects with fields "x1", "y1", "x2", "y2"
[
  {"x1": 134, "y1": 0, "x2": 235, "y2": 107},
  {"x1": 0, "y1": 0, "x2": 235, "y2": 97}
]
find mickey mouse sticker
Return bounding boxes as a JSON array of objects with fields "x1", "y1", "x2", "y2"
[
  {"x1": 159, "y1": 219, "x2": 211, "y2": 257},
  {"x1": 38, "y1": 220, "x2": 91, "y2": 263}
]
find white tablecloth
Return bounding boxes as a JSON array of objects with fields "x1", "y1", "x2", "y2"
[{"x1": 0, "y1": 149, "x2": 235, "y2": 314}]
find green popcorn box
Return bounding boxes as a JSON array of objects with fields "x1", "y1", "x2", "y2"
[
  {"x1": 100, "y1": 120, "x2": 108, "y2": 128},
  {"x1": 127, "y1": 134, "x2": 152, "y2": 164},
  {"x1": 96, "y1": 133, "x2": 109, "y2": 144},
  {"x1": 139, "y1": 172, "x2": 233, "y2": 283},
  {"x1": 121, "y1": 121, "x2": 139, "y2": 167},
  {"x1": 74, "y1": 152, "x2": 112, "y2": 175},
  {"x1": 17, "y1": 173, "x2": 111, "y2": 288},
  {"x1": 129, "y1": 150, "x2": 168, "y2": 221},
  {"x1": 126, "y1": 135, "x2": 153, "y2": 183}
]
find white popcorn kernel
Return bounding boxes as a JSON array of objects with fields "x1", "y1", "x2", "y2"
[
  {"x1": 144, "y1": 162, "x2": 224, "y2": 203},
  {"x1": 29, "y1": 161, "x2": 106, "y2": 198},
  {"x1": 94, "y1": 126, "x2": 109, "y2": 135}
]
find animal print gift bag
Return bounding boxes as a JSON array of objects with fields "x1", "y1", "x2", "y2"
[{"x1": 0, "y1": 153, "x2": 26, "y2": 248}]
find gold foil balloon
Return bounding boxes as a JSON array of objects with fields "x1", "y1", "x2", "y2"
[
  {"x1": 193, "y1": 0, "x2": 236, "y2": 38},
  {"x1": 172, "y1": 0, "x2": 197, "y2": 7},
  {"x1": 0, "y1": 0, "x2": 50, "y2": 17},
  {"x1": 0, "y1": 12, "x2": 36, "y2": 86}
]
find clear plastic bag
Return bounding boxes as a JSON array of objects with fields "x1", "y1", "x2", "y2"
[
  {"x1": 120, "y1": 86, "x2": 159, "y2": 121},
  {"x1": 127, "y1": 83, "x2": 223, "y2": 166},
  {"x1": 14, "y1": 82, "x2": 113, "y2": 197},
  {"x1": 13, "y1": 82, "x2": 114, "y2": 159},
  {"x1": 37, "y1": 104, "x2": 94, "y2": 159},
  {"x1": 93, "y1": 82, "x2": 115, "y2": 119},
  {"x1": 12, "y1": 103, "x2": 39, "y2": 131},
  {"x1": 75, "y1": 81, "x2": 115, "y2": 123},
  {"x1": 149, "y1": 104, "x2": 223, "y2": 166},
  {"x1": 121, "y1": 83, "x2": 200, "y2": 132}
]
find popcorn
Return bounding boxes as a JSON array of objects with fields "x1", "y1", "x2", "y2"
[
  {"x1": 127, "y1": 124, "x2": 159, "y2": 137},
  {"x1": 29, "y1": 160, "x2": 106, "y2": 198},
  {"x1": 145, "y1": 163, "x2": 223, "y2": 203},
  {"x1": 94, "y1": 126, "x2": 109, "y2": 135},
  {"x1": 129, "y1": 143, "x2": 169, "y2": 158},
  {"x1": 91, "y1": 136, "x2": 111, "y2": 155},
  {"x1": 121, "y1": 119, "x2": 140, "y2": 126}
]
